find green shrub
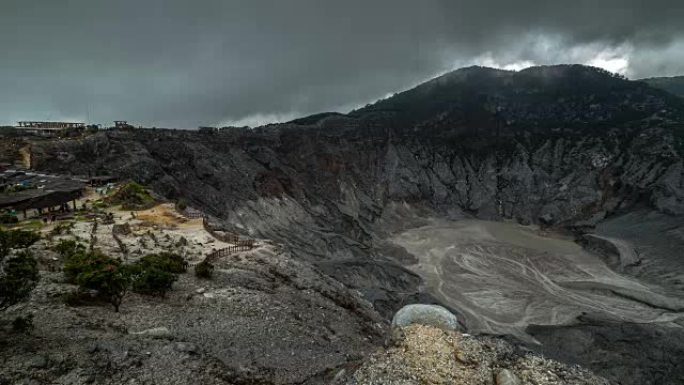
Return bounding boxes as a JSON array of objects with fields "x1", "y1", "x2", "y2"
[
  {"x1": 109, "y1": 182, "x2": 155, "y2": 210},
  {"x1": 0, "y1": 230, "x2": 41, "y2": 311},
  {"x1": 138, "y1": 252, "x2": 188, "y2": 274},
  {"x1": 53, "y1": 239, "x2": 85, "y2": 258},
  {"x1": 195, "y1": 260, "x2": 214, "y2": 279},
  {"x1": 128, "y1": 263, "x2": 177, "y2": 298},
  {"x1": 60, "y1": 248, "x2": 188, "y2": 309},
  {"x1": 60, "y1": 245, "x2": 130, "y2": 311},
  {"x1": 71, "y1": 252, "x2": 129, "y2": 312},
  {"x1": 61, "y1": 245, "x2": 90, "y2": 284},
  {"x1": 127, "y1": 253, "x2": 186, "y2": 297},
  {"x1": 11, "y1": 230, "x2": 40, "y2": 248},
  {"x1": 0, "y1": 250, "x2": 39, "y2": 310},
  {"x1": 0, "y1": 229, "x2": 41, "y2": 259}
]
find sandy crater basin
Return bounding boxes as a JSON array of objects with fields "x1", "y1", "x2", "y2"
[{"x1": 389, "y1": 219, "x2": 684, "y2": 342}]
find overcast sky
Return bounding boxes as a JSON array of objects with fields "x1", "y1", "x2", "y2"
[{"x1": 1, "y1": 0, "x2": 684, "y2": 128}]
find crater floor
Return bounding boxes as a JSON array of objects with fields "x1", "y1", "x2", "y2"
[{"x1": 389, "y1": 219, "x2": 684, "y2": 342}]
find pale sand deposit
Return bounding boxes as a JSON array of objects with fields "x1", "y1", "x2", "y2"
[{"x1": 390, "y1": 219, "x2": 684, "y2": 342}]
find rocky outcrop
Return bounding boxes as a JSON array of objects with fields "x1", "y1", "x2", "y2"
[
  {"x1": 346, "y1": 324, "x2": 608, "y2": 385},
  {"x1": 496, "y1": 369, "x2": 522, "y2": 385}
]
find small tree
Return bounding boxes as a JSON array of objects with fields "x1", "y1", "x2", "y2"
[
  {"x1": 61, "y1": 247, "x2": 188, "y2": 310},
  {"x1": 54, "y1": 239, "x2": 86, "y2": 258},
  {"x1": 139, "y1": 252, "x2": 188, "y2": 274},
  {"x1": 128, "y1": 262, "x2": 177, "y2": 298},
  {"x1": 0, "y1": 250, "x2": 39, "y2": 310},
  {"x1": 0, "y1": 229, "x2": 41, "y2": 310},
  {"x1": 60, "y1": 242, "x2": 90, "y2": 284},
  {"x1": 72, "y1": 251, "x2": 130, "y2": 312},
  {"x1": 109, "y1": 182, "x2": 155, "y2": 210},
  {"x1": 1, "y1": 228, "x2": 40, "y2": 259},
  {"x1": 128, "y1": 252, "x2": 186, "y2": 297}
]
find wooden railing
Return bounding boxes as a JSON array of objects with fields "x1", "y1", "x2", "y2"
[
  {"x1": 206, "y1": 243, "x2": 254, "y2": 262},
  {"x1": 201, "y1": 216, "x2": 256, "y2": 262}
]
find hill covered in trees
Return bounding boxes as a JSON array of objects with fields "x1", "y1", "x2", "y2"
[{"x1": 642, "y1": 75, "x2": 684, "y2": 98}]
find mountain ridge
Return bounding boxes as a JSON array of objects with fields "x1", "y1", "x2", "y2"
[
  {"x1": 286, "y1": 65, "x2": 684, "y2": 142},
  {"x1": 641, "y1": 75, "x2": 684, "y2": 98}
]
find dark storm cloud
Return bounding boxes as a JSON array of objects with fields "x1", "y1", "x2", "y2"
[{"x1": 1, "y1": 0, "x2": 683, "y2": 127}]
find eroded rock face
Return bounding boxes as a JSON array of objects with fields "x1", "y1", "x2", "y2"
[
  {"x1": 30, "y1": 125, "x2": 684, "y2": 314},
  {"x1": 30, "y1": 122, "x2": 684, "y2": 238}
]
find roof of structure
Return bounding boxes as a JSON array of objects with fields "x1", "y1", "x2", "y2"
[{"x1": 0, "y1": 170, "x2": 86, "y2": 210}]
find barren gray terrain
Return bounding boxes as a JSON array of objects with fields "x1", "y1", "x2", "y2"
[
  {"x1": 1, "y1": 240, "x2": 386, "y2": 385},
  {"x1": 20, "y1": 65, "x2": 684, "y2": 384}
]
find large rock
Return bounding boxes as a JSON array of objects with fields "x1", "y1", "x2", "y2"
[
  {"x1": 391, "y1": 304, "x2": 458, "y2": 331},
  {"x1": 130, "y1": 327, "x2": 173, "y2": 340},
  {"x1": 496, "y1": 369, "x2": 521, "y2": 385}
]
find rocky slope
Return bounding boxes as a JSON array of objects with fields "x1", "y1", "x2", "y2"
[
  {"x1": 26, "y1": 65, "x2": 684, "y2": 384},
  {"x1": 1, "y1": 207, "x2": 386, "y2": 385},
  {"x1": 348, "y1": 324, "x2": 608, "y2": 385}
]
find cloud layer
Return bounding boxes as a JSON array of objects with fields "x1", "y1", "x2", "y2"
[{"x1": 1, "y1": 0, "x2": 683, "y2": 127}]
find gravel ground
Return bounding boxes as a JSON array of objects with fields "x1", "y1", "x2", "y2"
[
  {"x1": 0, "y1": 244, "x2": 385, "y2": 385},
  {"x1": 348, "y1": 324, "x2": 610, "y2": 385}
]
